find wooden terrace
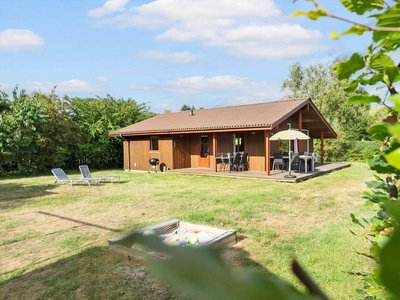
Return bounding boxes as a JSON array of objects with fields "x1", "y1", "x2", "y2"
[{"x1": 166, "y1": 163, "x2": 351, "y2": 183}]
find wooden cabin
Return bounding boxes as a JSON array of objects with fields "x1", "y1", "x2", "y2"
[{"x1": 109, "y1": 98, "x2": 337, "y2": 175}]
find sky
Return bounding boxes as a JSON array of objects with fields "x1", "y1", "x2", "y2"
[{"x1": 0, "y1": 0, "x2": 393, "y2": 113}]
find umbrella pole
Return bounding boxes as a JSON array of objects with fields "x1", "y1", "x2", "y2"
[{"x1": 285, "y1": 139, "x2": 296, "y2": 178}]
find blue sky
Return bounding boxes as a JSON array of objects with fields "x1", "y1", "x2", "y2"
[{"x1": 0, "y1": 0, "x2": 391, "y2": 113}]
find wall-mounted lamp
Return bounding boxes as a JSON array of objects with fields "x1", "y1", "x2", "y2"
[
  {"x1": 287, "y1": 123, "x2": 291, "y2": 129},
  {"x1": 251, "y1": 132, "x2": 255, "y2": 135},
  {"x1": 180, "y1": 135, "x2": 183, "y2": 137}
]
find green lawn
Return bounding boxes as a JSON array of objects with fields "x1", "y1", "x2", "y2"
[{"x1": 0, "y1": 162, "x2": 376, "y2": 299}]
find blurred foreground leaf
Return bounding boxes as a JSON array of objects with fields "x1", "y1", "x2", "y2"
[
  {"x1": 380, "y1": 201, "x2": 400, "y2": 298},
  {"x1": 130, "y1": 233, "x2": 319, "y2": 300}
]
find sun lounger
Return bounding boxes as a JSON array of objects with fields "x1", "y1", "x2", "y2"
[
  {"x1": 79, "y1": 165, "x2": 120, "y2": 183},
  {"x1": 51, "y1": 168, "x2": 100, "y2": 186}
]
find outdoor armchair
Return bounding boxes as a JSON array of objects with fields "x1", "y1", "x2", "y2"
[
  {"x1": 238, "y1": 152, "x2": 249, "y2": 171},
  {"x1": 51, "y1": 168, "x2": 100, "y2": 186},
  {"x1": 230, "y1": 153, "x2": 241, "y2": 171},
  {"x1": 272, "y1": 153, "x2": 285, "y2": 171},
  {"x1": 291, "y1": 154, "x2": 305, "y2": 172},
  {"x1": 79, "y1": 165, "x2": 120, "y2": 183}
]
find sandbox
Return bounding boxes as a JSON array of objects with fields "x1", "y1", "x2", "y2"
[{"x1": 108, "y1": 219, "x2": 237, "y2": 258}]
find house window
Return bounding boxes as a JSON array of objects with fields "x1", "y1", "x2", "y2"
[
  {"x1": 200, "y1": 136, "x2": 208, "y2": 158},
  {"x1": 150, "y1": 136, "x2": 159, "y2": 151},
  {"x1": 235, "y1": 134, "x2": 245, "y2": 153}
]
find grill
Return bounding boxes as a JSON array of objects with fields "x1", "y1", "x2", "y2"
[{"x1": 148, "y1": 157, "x2": 159, "y2": 173}]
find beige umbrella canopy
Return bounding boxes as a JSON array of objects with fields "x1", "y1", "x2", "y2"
[
  {"x1": 270, "y1": 129, "x2": 310, "y2": 141},
  {"x1": 270, "y1": 129, "x2": 310, "y2": 178}
]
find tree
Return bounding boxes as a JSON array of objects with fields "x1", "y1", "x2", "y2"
[
  {"x1": 0, "y1": 88, "x2": 156, "y2": 174},
  {"x1": 282, "y1": 60, "x2": 372, "y2": 142},
  {"x1": 0, "y1": 87, "x2": 80, "y2": 174},
  {"x1": 0, "y1": 86, "x2": 49, "y2": 174},
  {"x1": 180, "y1": 104, "x2": 194, "y2": 111},
  {"x1": 32, "y1": 90, "x2": 80, "y2": 171},
  {"x1": 66, "y1": 95, "x2": 155, "y2": 168},
  {"x1": 282, "y1": 60, "x2": 374, "y2": 161}
]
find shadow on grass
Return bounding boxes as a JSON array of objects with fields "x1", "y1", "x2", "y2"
[
  {"x1": 225, "y1": 246, "x2": 277, "y2": 275},
  {"x1": 37, "y1": 211, "x2": 123, "y2": 233},
  {"x1": 0, "y1": 183, "x2": 57, "y2": 210},
  {"x1": 0, "y1": 178, "x2": 128, "y2": 210},
  {"x1": 0, "y1": 246, "x2": 178, "y2": 299},
  {"x1": 0, "y1": 244, "x2": 278, "y2": 299}
]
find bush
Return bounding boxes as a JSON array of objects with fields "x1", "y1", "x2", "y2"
[
  {"x1": 314, "y1": 135, "x2": 379, "y2": 163},
  {"x1": 343, "y1": 140, "x2": 381, "y2": 162}
]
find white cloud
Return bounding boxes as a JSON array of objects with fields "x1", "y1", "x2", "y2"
[
  {"x1": 129, "y1": 0, "x2": 280, "y2": 28},
  {"x1": 24, "y1": 80, "x2": 104, "y2": 94},
  {"x1": 95, "y1": 76, "x2": 109, "y2": 82},
  {"x1": 152, "y1": 102, "x2": 175, "y2": 112},
  {"x1": 0, "y1": 83, "x2": 12, "y2": 90},
  {"x1": 167, "y1": 75, "x2": 245, "y2": 95},
  {"x1": 165, "y1": 75, "x2": 284, "y2": 103},
  {"x1": 0, "y1": 29, "x2": 44, "y2": 51},
  {"x1": 202, "y1": 23, "x2": 329, "y2": 59},
  {"x1": 88, "y1": 0, "x2": 130, "y2": 18},
  {"x1": 88, "y1": 0, "x2": 330, "y2": 59},
  {"x1": 130, "y1": 83, "x2": 150, "y2": 90},
  {"x1": 138, "y1": 50, "x2": 201, "y2": 64}
]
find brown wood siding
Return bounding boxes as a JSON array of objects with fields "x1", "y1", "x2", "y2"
[
  {"x1": 245, "y1": 131, "x2": 265, "y2": 171},
  {"x1": 173, "y1": 135, "x2": 191, "y2": 169},
  {"x1": 216, "y1": 132, "x2": 233, "y2": 154},
  {"x1": 157, "y1": 137, "x2": 173, "y2": 170},
  {"x1": 125, "y1": 136, "x2": 174, "y2": 171},
  {"x1": 190, "y1": 135, "x2": 198, "y2": 168},
  {"x1": 123, "y1": 140, "x2": 129, "y2": 170},
  {"x1": 129, "y1": 138, "x2": 148, "y2": 171}
]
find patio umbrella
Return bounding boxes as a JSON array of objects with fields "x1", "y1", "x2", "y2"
[{"x1": 270, "y1": 129, "x2": 310, "y2": 178}]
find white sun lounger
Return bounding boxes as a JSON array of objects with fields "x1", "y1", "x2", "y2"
[
  {"x1": 79, "y1": 165, "x2": 120, "y2": 183},
  {"x1": 51, "y1": 168, "x2": 100, "y2": 186}
]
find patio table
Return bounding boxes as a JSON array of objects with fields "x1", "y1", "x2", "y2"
[
  {"x1": 299, "y1": 155, "x2": 314, "y2": 173},
  {"x1": 226, "y1": 155, "x2": 234, "y2": 173},
  {"x1": 216, "y1": 154, "x2": 232, "y2": 173}
]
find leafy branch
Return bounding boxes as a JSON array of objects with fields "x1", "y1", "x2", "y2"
[
  {"x1": 292, "y1": 0, "x2": 400, "y2": 37},
  {"x1": 128, "y1": 232, "x2": 325, "y2": 300}
]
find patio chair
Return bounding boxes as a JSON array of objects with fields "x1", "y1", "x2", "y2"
[
  {"x1": 238, "y1": 152, "x2": 249, "y2": 171},
  {"x1": 79, "y1": 165, "x2": 120, "y2": 183},
  {"x1": 51, "y1": 168, "x2": 99, "y2": 186},
  {"x1": 291, "y1": 154, "x2": 305, "y2": 172},
  {"x1": 230, "y1": 153, "x2": 241, "y2": 171},
  {"x1": 272, "y1": 153, "x2": 285, "y2": 171},
  {"x1": 282, "y1": 152, "x2": 289, "y2": 166}
]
